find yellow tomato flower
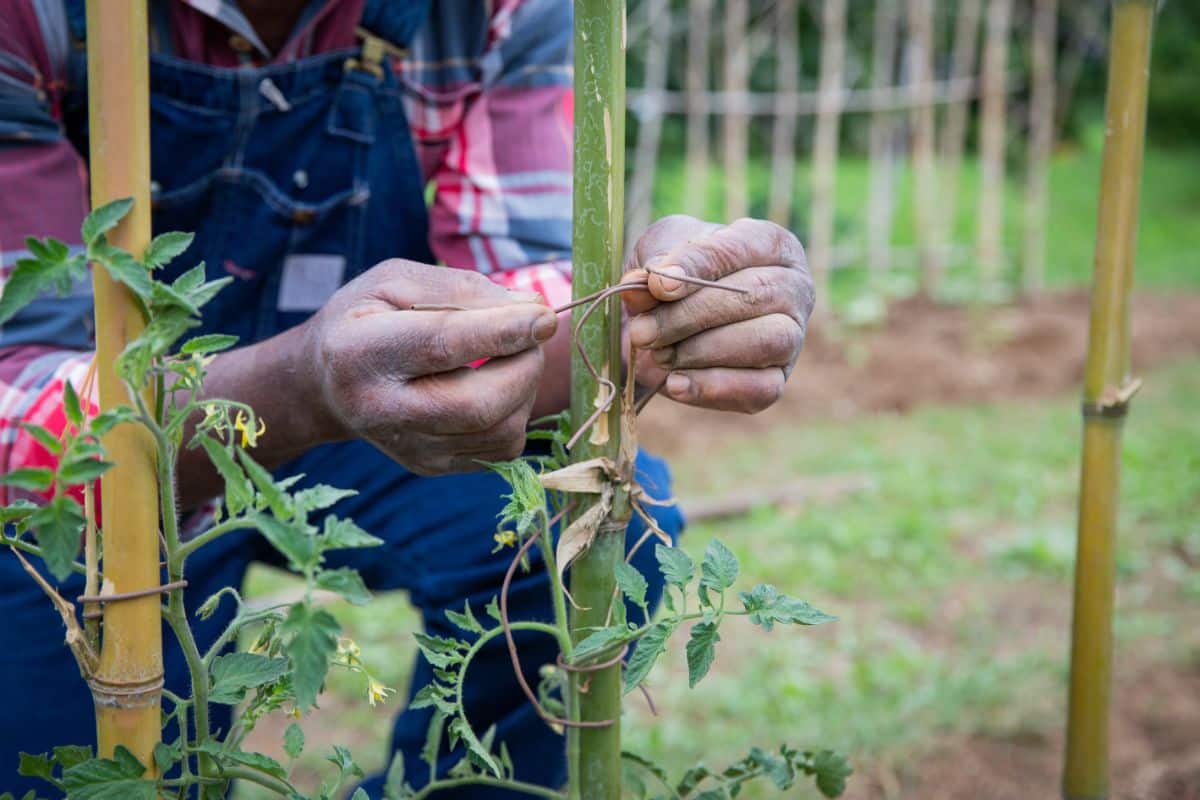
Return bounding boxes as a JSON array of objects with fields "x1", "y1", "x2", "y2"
[
  {"x1": 367, "y1": 679, "x2": 395, "y2": 707},
  {"x1": 493, "y1": 529, "x2": 518, "y2": 549},
  {"x1": 234, "y1": 410, "x2": 267, "y2": 448},
  {"x1": 337, "y1": 637, "x2": 362, "y2": 662}
]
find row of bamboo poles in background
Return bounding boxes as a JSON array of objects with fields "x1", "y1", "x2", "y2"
[{"x1": 626, "y1": 0, "x2": 1092, "y2": 304}]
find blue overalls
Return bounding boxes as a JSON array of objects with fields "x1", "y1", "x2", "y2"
[{"x1": 0, "y1": 2, "x2": 683, "y2": 797}]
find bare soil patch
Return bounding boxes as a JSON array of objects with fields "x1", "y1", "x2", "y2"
[{"x1": 641, "y1": 291, "x2": 1200, "y2": 457}]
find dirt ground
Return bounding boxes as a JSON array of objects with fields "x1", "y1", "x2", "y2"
[
  {"x1": 640, "y1": 290, "x2": 1200, "y2": 458},
  {"x1": 844, "y1": 662, "x2": 1200, "y2": 800}
]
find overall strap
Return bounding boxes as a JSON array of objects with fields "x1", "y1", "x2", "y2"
[
  {"x1": 359, "y1": 0, "x2": 432, "y2": 51},
  {"x1": 61, "y1": 0, "x2": 174, "y2": 53}
]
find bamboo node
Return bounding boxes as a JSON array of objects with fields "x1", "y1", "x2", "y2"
[
  {"x1": 1083, "y1": 377, "x2": 1143, "y2": 419},
  {"x1": 87, "y1": 674, "x2": 164, "y2": 709}
]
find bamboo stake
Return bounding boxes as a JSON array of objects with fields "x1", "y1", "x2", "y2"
[
  {"x1": 84, "y1": 0, "x2": 163, "y2": 770},
  {"x1": 810, "y1": 0, "x2": 848, "y2": 302},
  {"x1": 1063, "y1": 4, "x2": 1155, "y2": 798},
  {"x1": 627, "y1": 0, "x2": 671, "y2": 241},
  {"x1": 976, "y1": 0, "x2": 1013, "y2": 288},
  {"x1": 722, "y1": 0, "x2": 749, "y2": 221},
  {"x1": 907, "y1": 0, "x2": 941, "y2": 294},
  {"x1": 767, "y1": 0, "x2": 800, "y2": 227},
  {"x1": 867, "y1": 0, "x2": 900, "y2": 282},
  {"x1": 684, "y1": 0, "x2": 713, "y2": 219},
  {"x1": 1022, "y1": 0, "x2": 1058, "y2": 295},
  {"x1": 568, "y1": 1, "x2": 628, "y2": 798},
  {"x1": 938, "y1": 0, "x2": 982, "y2": 250}
]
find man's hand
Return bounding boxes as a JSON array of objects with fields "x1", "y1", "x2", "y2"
[
  {"x1": 621, "y1": 215, "x2": 814, "y2": 413},
  {"x1": 301, "y1": 260, "x2": 557, "y2": 475}
]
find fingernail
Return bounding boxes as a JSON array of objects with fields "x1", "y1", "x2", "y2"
[
  {"x1": 508, "y1": 290, "x2": 545, "y2": 304},
  {"x1": 655, "y1": 265, "x2": 686, "y2": 294},
  {"x1": 666, "y1": 372, "x2": 691, "y2": 399},
  {"x1": 651, "y1": 346, "x2": 674, "y2": 366},
  {"x1": 532, "y1": 313, "x2": 557, "y2": 343},
  {"x1": 628, "y1": 314, "x2": 658, "y2": 347}
]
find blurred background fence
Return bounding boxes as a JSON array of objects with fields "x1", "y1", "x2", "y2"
[{"x1": 619, "y1": 0, "x2": 1195, "y2": 316}]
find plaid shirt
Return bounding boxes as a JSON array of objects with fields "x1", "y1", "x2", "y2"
[{"x1": 0, "y1": 0, "x2": 574, "y2": 502}]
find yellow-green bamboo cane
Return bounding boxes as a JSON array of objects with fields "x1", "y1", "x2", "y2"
[
  {"x1": 1063, "y1": 3, "x2": 1155, "y2": 799},
  {"x1": 85, "y1": 0, "x2": 163, "y2": 770}
]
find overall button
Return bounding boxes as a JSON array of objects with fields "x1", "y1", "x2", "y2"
[{"x1": 292, "y1": 208, "x2": 317, "y2": 225}]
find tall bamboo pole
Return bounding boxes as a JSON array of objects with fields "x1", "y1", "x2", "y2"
[
  {"x1": 767, "y1": 0, "x2": 800, "y2": 227},
  {"x1": 867, "y1": 0, "x2": 900, "y2": 282},
  {"x1": 907, "y1": 0, "x2": 941, "y2": 294},
  {"x1": 568, "y1": 1, "x2": 628, "y2": 798},
  {"x1": 976, "y1": 0, "x2": 1012, "y2": 287},
  {"x1": 1022, "y1": 0, "x2": 1057, "y2": 294},
  {"x1": 85, "y1": 0, "x2": 162, "y2": 769},
  {"x1": 685, "y1": 0, "x2": 713, "y2": 219},
  {"x1": 722, "y1": 0, "x2": 750, "y2": 221},
  {"x1": 1063, "y1": 4, "x2": 1155, "y2": 798},
  {"x1": 809, "y1": 0, "x2": 847, "y2": 303},
  {"x1": 938, "y1": 0, "x2": 982, "y2": 249}
]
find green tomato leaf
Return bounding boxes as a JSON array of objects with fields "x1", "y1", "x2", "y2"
[
  {"x1": 237, "y1": 449, "x2": 291, "y2": 518},
  {"x1": 58, "y1": 457, "x2": 113, "y2": 486},
  {"x1": 284, "y1": 723, "x2": 305, "y2": 759},
  {"x1": 315, "y1": 566, "x2": 372, "y2": 606},
  {"x1": 812, "y1": 750, "x2": 852, "y2": 798},
  {"x1": 197, "y1": 436, "x2": 252, "y2": 515},
  {"x1": 61, "y1": 746, "x2": 155, "y2": 800},
  {"x1": 685, "y1": 621, "x2": 720, "y2": 688},
  {"x1": 614, "y1": 561, "x2": 649, "y2": 609},
  {"x1": 90, "y1": 240, "x2": 153, "y2": 303},
  {"x1": 209, "y1": 652, "x2": 290, "y2": 704},
  {"x1": 283, "y1": 602, "x2": 340, "y2": 710},
  {"x1": 0, "y1": 246, "x2": 87, "y2": 326},
  {"x1": 445, "y1": 600, "x2": 484, "y2": 634},
  {"x1": 62, "y1": 381, "x2": 85, "y2": 428},
  {"x1": 738, "y1": 584, "x2": 835, "y2": 630},
  {"x1": 571, "y1": 626, "x2": 631, "y2": 665},
  {"x1": 179, "y1": 333, "x2": 238, "y2": 355},
  {"x1": 19, "y1": 424, "x2": 62, "y2": 456},
  {"x1": 194, "y1": 742, "x2": 288, "y2": 780},
  {"x1": 16, "y1": 752, "x2": 53, "y2": 782},
  {"x1": 250, "y1": 513, "x2": 318, "y2": 574},
  {"x1": 142, "y1": 231, "x2": 194, "y2": 269},
  {"x1": 699, "y1": 540, "x2": 739, "y2": 603},
  {"x1": 29, "y1": 495, "x2": 85, "y2": 581},
  {"x1": 321, "y1": 516, "x2": 383, "y2": 551},
  {"x1": 88, "y1": 406, "x2": 136, "y2": 438},
  {"x1": 623, "y1": 620, "x2": 675, "y2": 693},
  {"x1": 293, "y1": 484, "x2": 356, "y2": 519},
  {"x1": 81, "y1": 198, "x2": 133, "y2": 245},
  {"x1": 655, "y1": 543, "x2": 694, "y2": 590},
  {"x1": 0, "y1": 468, "x2": 54, "y2": 492}
]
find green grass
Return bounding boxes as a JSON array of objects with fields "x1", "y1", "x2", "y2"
[
  {"x1": 648, "y1": 138, "x2": 1200, "y2": 308},
  {"x1": 238, "y1": 359, "x2": 1200, "y2": 799}
]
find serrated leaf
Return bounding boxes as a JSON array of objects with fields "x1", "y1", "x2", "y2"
[
  {"x1": 198, "y1": 436, "x2": 252, "y2": 515},
  {"x1": 615, "y1": 561, "x2": 649, "y2": 609},
  {"x1": 209, "y1": 652, "x2": 289, "y2": 704},
  {"x1": 284, "y1": 723, "x2": 305, "y2": 759},
  {"x1": 685, "y1": 621, "x2": 720, "y2": 688},
  {"x1": 812, "y1": 750, "x2": 852, "y2": 798},
  {"x1": 327, "y1": 745, "x2": 363, "y2": 779},
  {"x1": 321, "y1": 516, "x2": 383, "y2": 551},
  {"x1": 52, "y1": 745, "x2": 93, "y2": 771},
  {"x1": 180, "y1": 333, "x2": 238, "y2": 355},
  {"x1": 0, "y1": 499, "x2": 38, "y2": 525},
  {"x1": 485, "y1": 597, "x2": 502, "y2": 623},
  {"x1": 421, "y1": 712, "x2": 446, "y2": 770},
  {"x1": 91, "y1": 240, "x2": 153, "y2": 302},
  {"x1": 623, "y1": 621, "x2": 675, "y2": 693},
  {"x1": 81, "y1": 198, "x2": 133, "y2": 245},
  {"x1": 195, "y1": 742, "x2": 288, "y2": 780},
  {"x1": 571, "y1": 626, "x2": 631, "y2": 664},
  {"x1": 445, "y1": 600, "x2": 484, "y2": 634},
  {"x1": 351, "y1": 789, "x2": 370, "y2": 800},
  {"x1": 699, "y1": 540, "x2": 739, "y2": 605},
  {"x1": 237, "y1": 449, "x2": 291, "y2": 518},
  {"x1": 315, "y1": 566, "x2": 371, "y2": 605},
  {"x1": 283, "y1": 603, "x2": 340, "y2": 710},
  {"x1": 293, "y1": 485, "x2": 356, "y2": 519},
  {"x1": 62, "y1": 381, "x2": 84, "y2": 428},
  {"x1": 738, "y1": 584, "x2": 835, "y2": 630},
  {"x1": 17, "y1": 752, "x2": 53, "y2": 781},
  {"x1": 89, "y1": 406, "x2": 135, "y2": 438},
  {"x1": 0, "y1": 246, "x2": 87, "y2": 326},
  {"x1": 655, "y1": 543, "x2": 694, "y2": 589},
  {"x1": 29, "y1": 495, "x2": 85, "y2": 581},
  {"x1": 484, "y1": 459, "x2": 546, "y2": 536},
  {"x1": 250, "y1": 513, "x2": 318, "y2": 573},
  {"x1": 152, "y1": 742, "x2": 180, "y2": 774},
  {"x1": 0, "y1": 467, "x2": 54, "y2": 492},
  {"x1": 58, "y1": 457, "x2": 113, "y2": 485},
  {"x1": 61, "y1": 746, "x2": 154, "y2": 800},
  {"x1": 20, "y1": 423, "x2": 62, "y2": 456},
  {"x1": 143, "y1": 231, "x2": 194, "y2": 269}
]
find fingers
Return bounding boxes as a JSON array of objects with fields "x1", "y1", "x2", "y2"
[
  {"x1": 400, "y1": 347, "x2": 544, "y2": 434},
  {"x1": 627, "y1": 266, "x2": 810, "y2": 350},
  {"x1": 661, "y1": 367, "x2": 786, "y2": 414},
  {"x1": 641, "y1": 218, "x2": 807, "y2": 303},
  {"x1": 622, "y1": 216, "x2": 722, "y2": 315},
  {"x1": 351, "y1": 301, "x2": 557, "y2": 376},
  {"x1": 654, "y1": 313, "x2": 803, "y2": 373},
  {"x1": 366, "y1": 259, "x2": 537, "y2": 309}
]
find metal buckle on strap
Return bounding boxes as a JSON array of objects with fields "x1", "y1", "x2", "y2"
[{"x1": 345, "y1": 26, "x2": 407, "y2": 79}]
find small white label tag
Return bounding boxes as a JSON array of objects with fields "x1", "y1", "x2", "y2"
[{"x1": 277, "y1": 254, "x2": 346, "y2": 312}]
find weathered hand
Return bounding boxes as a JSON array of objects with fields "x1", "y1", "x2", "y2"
[
  {"x1": 301, "y1": 259, "x2": 557, "y2": 475},
  {"x1": 621, "y1": 215, "x2": 814, "y2": 413}
]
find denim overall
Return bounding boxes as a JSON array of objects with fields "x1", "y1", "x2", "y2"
[{"x1": 0, "y1": 3, "x2": 683, "y2": 798}]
